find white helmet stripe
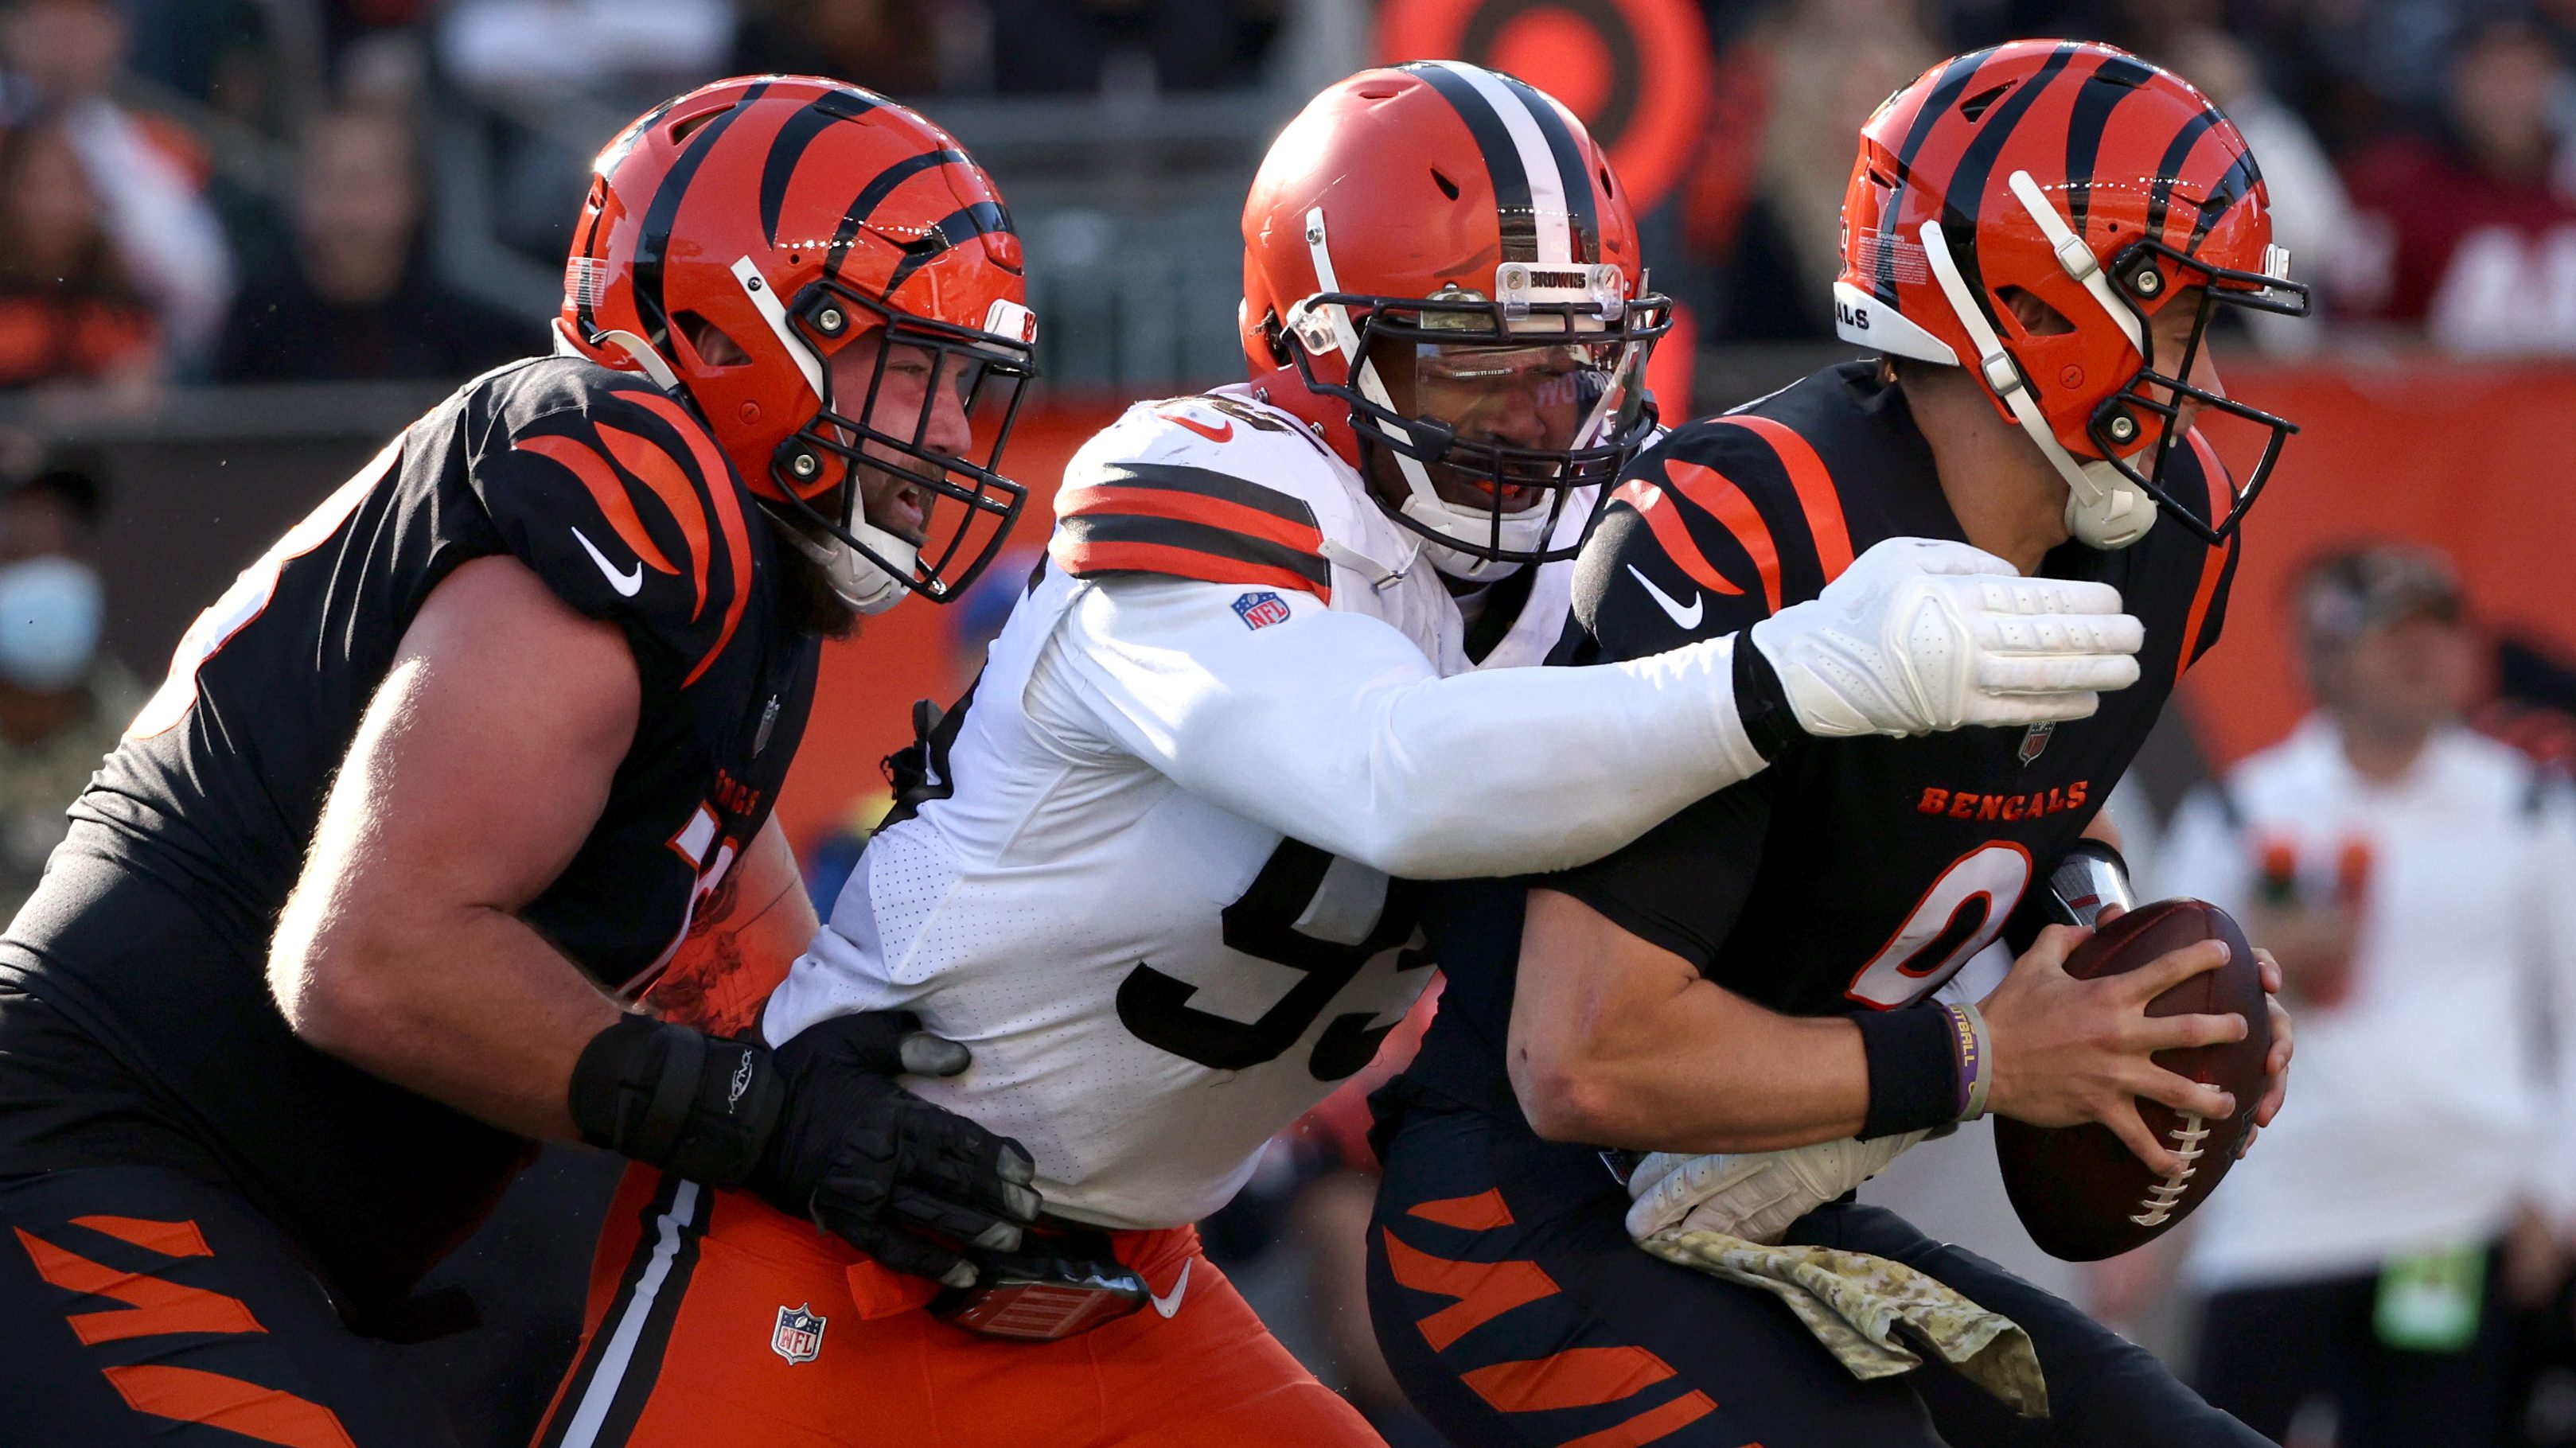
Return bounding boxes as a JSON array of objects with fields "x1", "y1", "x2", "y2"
[
  {"x1": 1425, "y1": 60, "x2": 1574, "y2": 266},
  {"x1": 2006, "y1": 169, "x2": 2144, "y2": 356},
  {"x1": 730, "y1": 255, "x2": 825, "y2": 403}
]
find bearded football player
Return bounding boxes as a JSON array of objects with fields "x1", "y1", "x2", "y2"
[
  {"x1": 0, "y1": 78, "x2": 1048, "y2": 1442},
  {"x1": 1370, "y1": 42, "x2": 2301, "y2": 1448},
  {"x1": 537, "y1": 62, "x2": 2148, "y2": 1447}
]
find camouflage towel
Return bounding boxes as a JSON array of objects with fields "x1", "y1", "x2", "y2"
[{"x1": 1639, "y1": 1227, "x2": 2049, "y2": 1417}]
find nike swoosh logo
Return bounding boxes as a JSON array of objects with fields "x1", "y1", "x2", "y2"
[
  {"x1": 1150, "y1": 1258, "x2": 1191, "y2": 1318},
  {"x1": 1159, "y1": 411, "x2": 1233, "y2": 444},
  {"x1": 571, "y1": 525, "x2": 644, "y2": 597},
  {"x1": 1627, "y1": 563, "x2": 1702, "y2": 630}
]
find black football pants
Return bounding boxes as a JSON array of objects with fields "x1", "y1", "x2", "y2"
[
  {"x1": 1367, "y1": 1089, "x2": 2267, "y2": 1448},
  {"x1": 0, "y1": 1164, "x2": 462, "y2": 1447}
]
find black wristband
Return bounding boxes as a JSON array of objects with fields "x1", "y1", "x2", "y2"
[
  {"x1": 569, "y1": 1015, "x2": 785, "y2": 1185},
  {"x1": 1732, "y1": 636, "x2": 1800, "y2": 762},
  {"x1": 1853, "y1": 1004, "x2": 1961, "y2": 1139}
]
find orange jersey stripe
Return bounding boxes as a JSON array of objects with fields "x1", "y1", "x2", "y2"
[
  {"x1": 1459, "y1": 1345, "x2": 1679, "y2": 1414},
  {"x1": 1609, "y1": 473, "x2": 1743, "y2": 598},
  {"x1": 1713, "y1": 414, "x2": 1857, "y2": 582},
  {"x1": 69, "y1": 1215, "x2": 212, "y2": 1258},
  {"x1": 2177, "y1": 430, "x2": 2235, "y2": 682},
  {"x1": 99, "y1": 1364, "x2": 357, "y2": 1448},
  {"x1": 15, "y1": 1228, "x2": 264, "y2": 1345},
  {"x1": 1050, "y1": 538, "x2": 1332, "y2": 603},
  {"x1": 596, "y1": 422, "x2": 714, "y2": 623},
  {"x1": 1058, "y1": 484, "x2": 1327, "y2": 556},
  {"x1": 1405, "y1": 1189, "x2": 1514, "y2": 1231},
  {"x1": 1560, "y1": 1391, "x2": 1721, "y2": 1448},
  {"x1": 511, "y1": 434, "x2": 678, "y2": 578},
  {"x1": 1379, "y1": 1229, "x2": 1560, "y2": 1352},
  {"x1": 618, "y1": 390, "x2": 757, "y2": 688},
  {"x1": 1662, "y1": 460, "x2": 1782, "y2": 613}
]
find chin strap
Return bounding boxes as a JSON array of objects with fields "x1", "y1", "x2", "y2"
[
  {"x1": 774, "y1": 509, "x2": 910, "y2": 616},
  {"x1": 1919, "y1": 217, "x2": 2156, "y2": 551}
]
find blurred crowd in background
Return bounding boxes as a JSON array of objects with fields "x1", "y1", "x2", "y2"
[
  {"x1": 2, "y1": 2, "x2": 2576, "y2": 1445},
  {"x1": 3, "y1": 0, "x2": 2576, "y2": 393}
]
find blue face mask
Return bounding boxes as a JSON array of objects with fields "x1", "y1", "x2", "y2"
[{"x1": 0, "y1": 556, "x2": 102, "y2": 691}]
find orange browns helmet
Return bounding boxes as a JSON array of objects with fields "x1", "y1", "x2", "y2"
[
  {"x1": 561, "y1": 76, "x2": 1039, "y2": 613},
  {"x1": 1834, "y1": 41, "x2": 2309, "y2": 548},
  {"x1": 1241, "y1": 61, "x2": 1672, "y2": 581}
]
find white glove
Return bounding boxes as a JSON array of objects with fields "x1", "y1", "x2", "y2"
[
  {"x1": 1625, "y1": 1131, "x2": 1932, "y2": 1247},
  {"x1": 1747, "y1": 538, "x2": 2143, "y2": 738}
]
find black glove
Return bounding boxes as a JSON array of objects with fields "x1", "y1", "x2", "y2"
[
  {"x1": 570, "y1": 1011, "x2": 1040, "y2": 1288},
  {"x1": 750, "y1": 1011, "x2": 1040, "y2": 1287}
]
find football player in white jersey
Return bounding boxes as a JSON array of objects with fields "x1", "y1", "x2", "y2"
[{"x1": 553, "y1": 63, "x2": 2149, "y2": 1447}]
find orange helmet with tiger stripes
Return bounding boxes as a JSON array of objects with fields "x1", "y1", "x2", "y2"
[
  {"x1": 1833, "y1": 41, "x2": 2309, "y2": 548},
  {"x1": 1240, "y1": 62, "x2": 1672, "y2": 581},
  {"x1": 561, "y1": 76, "x2": 1038, "y2": 611}
]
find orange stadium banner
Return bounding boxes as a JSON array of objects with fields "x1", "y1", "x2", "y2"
[
  {"x1": 1375, "y1": 0, "x2": 1714, "y2": 216},
  {"x1": 2184, "y1": 362, "x2": 2576, "y2": 766}
]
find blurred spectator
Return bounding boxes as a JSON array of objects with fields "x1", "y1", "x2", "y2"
[
  {"x1": 731, "y1": 0, "x2": 940, "y2": 96},
  {"x1": 438, "y1": 0, "x2": 735, "y2": 103},
  {"x1": 2340, "y1": 18, "x2": 2576, "y2": 352},
  {"x1": 0, "y1": 457, "x2": 140, "y2": 920},
  {"x1": 2481, "y1": 636, "x2": 2576, "y2": 774},
  {"x1": 0, "y1": 0, "x2": 235, "y2": 372},
  {"x1": 119, "y1": 0, "x2": 279, "y2": 130},
  {"x1": 216, "y1": 105, "x2": 533, "y2": 384},
  {"x1": 1686, "y1": 0, "x2": 1938, "y2": 341},
  {"x1": 0, "y1": 119, "x2": 158, "y2": 390},
  {"x1": 2159, "y1": 544, "x2": 2576, "y2": 1446},
  {"x1": 986, "y1": 0, "x2": 1282, "y2": 95},
  {"x1": 2162, "y1": 25, "x2": 2360, "y2": 353}
]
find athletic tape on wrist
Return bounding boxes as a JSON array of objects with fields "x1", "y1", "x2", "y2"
[{"x1": 1944, "y1": 1001, "x2": 1992, "y2": 1122}]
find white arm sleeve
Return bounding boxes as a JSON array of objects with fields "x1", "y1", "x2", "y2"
[{"x1": 1024, "y1": 576, "x2": 1766, "y2": 879}]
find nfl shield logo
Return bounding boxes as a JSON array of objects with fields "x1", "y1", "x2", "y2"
[
  {"x1": 771, "y1": 1303, "x2": 825, "y2": 1364},
  {"x1": 2018, "y1": 721, "x2": 2056, "y2": 766},
  {"x1": 1231, "y1": 590, "x2": 1292, "y2": 630}
]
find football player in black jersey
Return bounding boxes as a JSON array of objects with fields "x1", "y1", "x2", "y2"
[
  {"x1": 0, "y1": 78, "x2": 1047, "y2": 1442},
  {"x1": 1370, "y1": 43, "x2": 2303, "y2": 1448}
]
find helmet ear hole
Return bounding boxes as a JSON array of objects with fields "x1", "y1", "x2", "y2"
[
  {"x1": 1430, "y1": 169, "x2": 1460, "y2": 200},
  {"x1": 1999, "y1": 286, "x2": 2076, "y2": 337},
  {"x1": 675, "y1": 311, "x2": 751, "y2": 367}
]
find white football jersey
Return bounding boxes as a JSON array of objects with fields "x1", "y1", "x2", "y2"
[{"x1": 764, "y1": 387, "x2": 1590, "y2": 1228}]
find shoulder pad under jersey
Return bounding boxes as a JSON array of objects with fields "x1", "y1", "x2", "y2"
[
  {"x1": 1048, "y1": 387, "x2": 1369, "y2": 605},
  {"x1": 1613, "y1": 405, "x2": 1864, "y2": 621},
  {"x1": 473, "y1": 359, "x2": 763, "y2": 687}
]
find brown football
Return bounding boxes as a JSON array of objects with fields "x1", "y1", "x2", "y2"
[{"x1": 1993, "y1": 898, "x2": 2270, "y2": 1261}]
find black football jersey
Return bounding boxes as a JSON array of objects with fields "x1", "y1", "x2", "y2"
[
  {"x1": 0, "y1": 356, "x2": 818, "y2": 1307},
  {"x1": 1421, "y1": 362, "x2": 2237, "y2": 1086}
]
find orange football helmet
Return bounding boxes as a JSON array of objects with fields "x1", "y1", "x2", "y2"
[
  {"x1": 1240, "y1": 61, "x2": 1671, "y2": 580},
  {"x1": 560, "y1": 76, "x2": 1038, "y2": 611},
  {"x1": 1834, "y1": 41, "x2": 2308, "y2": 547}
]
